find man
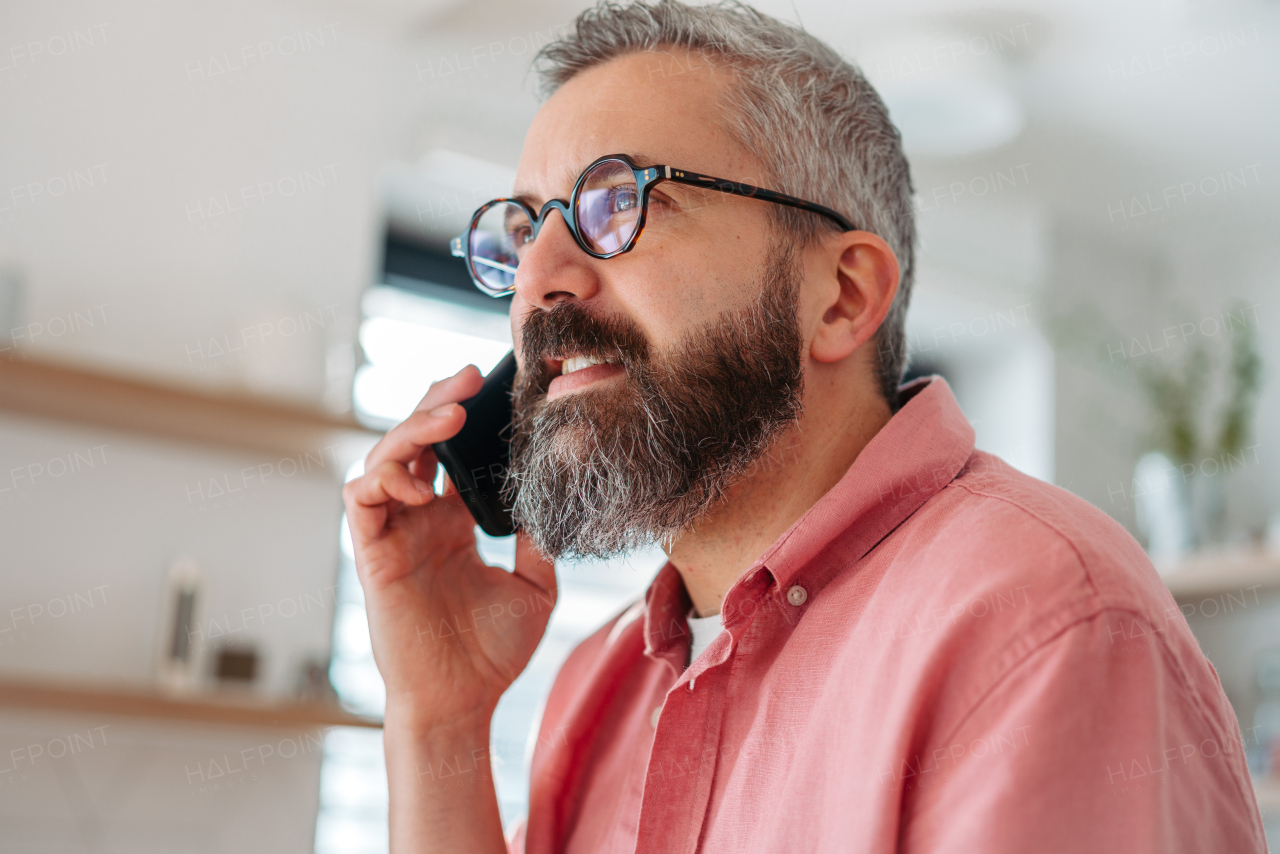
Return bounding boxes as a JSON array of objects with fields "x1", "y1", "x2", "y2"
[{"x1": 342, "y1": 1, "x2": 1266, "y2": 851}]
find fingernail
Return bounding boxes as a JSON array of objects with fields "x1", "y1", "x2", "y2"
[
  {"x1": 413, "y1": 477, "x2": 433, "y2": 497},
  {"x1": 429, "y1": 404, "x2": 457, "y2": 418}
]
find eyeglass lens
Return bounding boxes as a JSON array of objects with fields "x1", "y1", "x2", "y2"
[
  {"x1": 574, "y1": 159, "x2": 641, "y2": 254},
  {"x1": 469, "y1": 202, "x2": 532, "y2": 293}
]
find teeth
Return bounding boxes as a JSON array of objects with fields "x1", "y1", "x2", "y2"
[{"x1": 560, "y1": 355, "x2": 615, "y2": 375}]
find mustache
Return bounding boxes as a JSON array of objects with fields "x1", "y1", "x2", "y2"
[{"x1": 516, "y1": 301, "x2": 651, "y2": 390}]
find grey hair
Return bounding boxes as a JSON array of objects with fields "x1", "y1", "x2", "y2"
[{"x1": 533, "y1": 0, "x2": 916, "y2": 409}]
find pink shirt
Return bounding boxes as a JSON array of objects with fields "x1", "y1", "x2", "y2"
[{"x1": 510, "y1": 378, "x2": 1266, "y2": 853}]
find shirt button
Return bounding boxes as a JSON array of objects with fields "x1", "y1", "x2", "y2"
[
  {"x1": 786, "y1": 585, "x2": 808, "y2": 606},
  {"x1": 650, "y1": 706, "x2": 662, "y2": 727}
]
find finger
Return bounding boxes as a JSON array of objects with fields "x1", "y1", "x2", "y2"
[
  {"x1": 413, "y1": 363, "x2": 483, "y2": 413},
  {"x1": 365, "y1": 404, "x2": 465, "y2": 472},
  {"x1": 364, "y1": 366, "x2": 484, "y2": 470},
  {"x1": 407, "y1": 446, "x2": 439, "y2": 482},
  {"x1": 512, "y1": 530, "x2": 557, "y2": 600},
  {"x1": 342, "y1": 460, "x2": 435, "y2": 540}
]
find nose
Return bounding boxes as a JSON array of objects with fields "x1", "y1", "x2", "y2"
[{"x1": 513, "y1": 206, "x2": 602, "y2": 308}]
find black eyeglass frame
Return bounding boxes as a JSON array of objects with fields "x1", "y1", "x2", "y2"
[{"x1": 449, "y1": 152, "x2": 858, "y2": 296}]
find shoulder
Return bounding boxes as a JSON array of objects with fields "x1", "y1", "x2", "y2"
[
  {"x1": 817, "y1": 449, "x2": 1212, "y2": 725},
  {"x1": 902, "y1": 449, "x2": 1170, "y2": 617}
]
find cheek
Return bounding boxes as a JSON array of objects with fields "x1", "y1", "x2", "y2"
[
  {"x1": 608, "y1": 214, "x2": 770, "y2": 350},
  {"x1": 633, "y1": 245, "x2": 727, "y2": 318},
  {"x1": 610, "y1": 264, "x2": 698, "y2": 351}
]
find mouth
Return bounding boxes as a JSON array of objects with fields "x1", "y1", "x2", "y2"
[
  {"x1": 549, "y1": 353, "x2": 620, "y2": 375},
  {"x1": 545, "y1": 352, "x2": 626, "y2": 400}
]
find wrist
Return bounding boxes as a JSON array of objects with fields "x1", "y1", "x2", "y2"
[
  {"x1": 383, "y1": 705, "x2": 495, "y2": 799},
  {"x1": 383, "y1": 700, "x2": 493, "y2": 740}
]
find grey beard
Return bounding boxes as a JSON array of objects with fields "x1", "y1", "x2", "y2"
[{"x1": 505, "y1": 247, "x2": 805, "y2": 561}]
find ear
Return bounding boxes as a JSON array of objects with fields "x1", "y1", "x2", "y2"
[{"x1": 807, "y1": 231, "x2": 900, "y2": 364}]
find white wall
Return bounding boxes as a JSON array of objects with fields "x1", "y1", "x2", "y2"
[
  {"x1": 0, "y1": 411, "x2": 343, "y2": 696},
  {"x1": 905, "y1": 173, "x2": 1055, "y2": 484},
  {"x1": 0, "y1": 708, "x2": 325, "y2": 853},
  {"x1": 0, "y1": 0, "x2": 430, "y2": 408},
  {"x1": 0, "y1": 408, "x2": 346, "y2": 852}
]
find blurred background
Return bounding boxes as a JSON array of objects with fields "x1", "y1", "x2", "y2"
[{"x1": 0, "y1": 0, "x2": 1277, "y2": 850}]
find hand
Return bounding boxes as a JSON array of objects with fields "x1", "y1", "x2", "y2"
[{"x1": 342, "y1": 364, "x2": 556, "y2": 726}]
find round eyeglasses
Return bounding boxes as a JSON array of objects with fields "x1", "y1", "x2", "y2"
[{"x1": 450, "y1": 153, "x2": 857, "y2": 296}]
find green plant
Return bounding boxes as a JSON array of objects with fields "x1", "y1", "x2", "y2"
[
  {"x1": 1216, "y1": 312, "x2": 1263, "y2": 459},
  {"x1": 1132, "y1": 339, "x2": 1210, "y2": 466},
  {"x1": 1048, "y1": 300, "x2": 1263, "y2": 467}
]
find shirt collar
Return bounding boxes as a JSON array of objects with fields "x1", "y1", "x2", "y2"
[
  {"x1": 753, "y1": 376, "x2": 974, "y2": 601},
  {"x1": 643, "y1": 562, "x2": 692, "y2": 672},
  {"x1": 643, "y1": 377, "x2": 975, "y2": 653}
]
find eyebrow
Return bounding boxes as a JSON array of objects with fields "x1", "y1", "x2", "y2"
[{"x1": 511, "y1": 152, "x2": 663, "y2": 209}]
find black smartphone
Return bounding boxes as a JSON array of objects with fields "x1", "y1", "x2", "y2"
[{"x1": 430, "y1": 351, "x2": 518, "y2": 537}]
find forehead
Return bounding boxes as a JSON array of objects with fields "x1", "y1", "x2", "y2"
[{"x1": 516, "y1": 48, "x2": 753, "y2": 201}]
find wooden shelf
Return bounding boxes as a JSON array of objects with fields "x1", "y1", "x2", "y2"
[
  {"x1": 1158, "y1": 548, "x2": 1280, "y2": 600},
  {"x1": 0, "y1": 677, "x2": 382, "y2": 730},
  {"x1": 0, "y1": 355, "x2": 379, "y2": 459}
]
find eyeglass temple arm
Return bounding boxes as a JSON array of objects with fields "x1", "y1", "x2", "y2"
[{"x1": 654, "y1": 166, "x2": 856, "y2": 232}]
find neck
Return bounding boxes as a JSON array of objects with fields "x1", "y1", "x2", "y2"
[{"x1": 666, "y1": 369, "x2": 892, "y2": 617}]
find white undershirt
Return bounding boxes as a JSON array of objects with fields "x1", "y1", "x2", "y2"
[{"x1": 686, "y1": 608, "x2": 724, "y2": 667}]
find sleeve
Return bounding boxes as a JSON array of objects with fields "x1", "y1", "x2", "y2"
[{"x1": 899, "y1": 610, "x2": 1267, "y2": 853}]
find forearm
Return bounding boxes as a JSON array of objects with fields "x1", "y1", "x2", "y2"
[{"x1": 384, "y1": 706, "x2": 508, "y2": 854}]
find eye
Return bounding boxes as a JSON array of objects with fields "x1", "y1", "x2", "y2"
[
  {"x1": 610, "y1": 187, "x2": 639, "y2": 214},
  {"x1": 508, "y1": 224, "x2": 533, "y2": 246}
]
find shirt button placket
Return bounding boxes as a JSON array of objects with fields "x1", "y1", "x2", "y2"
[{"x1": 639, "y1": 661, "x2": 725, "y2": 852}]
